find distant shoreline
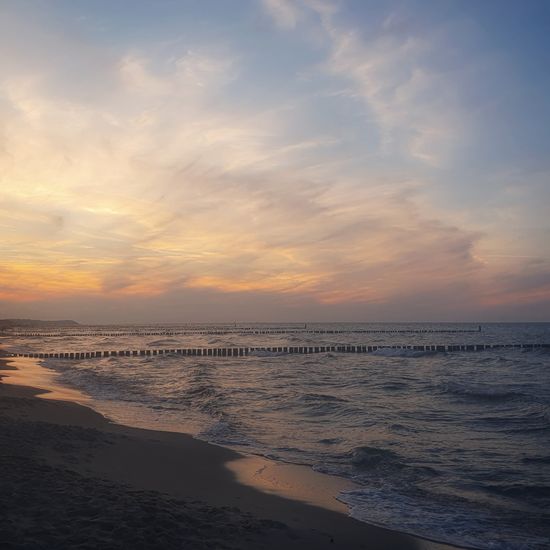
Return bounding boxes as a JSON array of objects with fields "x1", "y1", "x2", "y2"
[{"x1": 0, "y1": 318, "x2": 80, "y2": 329}]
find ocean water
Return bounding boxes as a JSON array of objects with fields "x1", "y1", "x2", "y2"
[{"x1": 2, "y1": 322, "x2": 550, "y2": 549}]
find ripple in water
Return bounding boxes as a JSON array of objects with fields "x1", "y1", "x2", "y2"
[{"x1": 6, "y1": 322, "x2": 550, "y2": 549}]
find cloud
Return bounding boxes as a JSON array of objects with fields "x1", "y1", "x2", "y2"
[
  {"x1": 261, "y1": 1, "x2": 473, "y2": 166},
  {"x1": 0, "y1": 2, "x2": 548, "y2": 321},
  {"x1": 320, "y1": 12, "x2": 468, "y2": 165},
  {"x1": 0, "y1": 47, "x2": 483, "y2": 307},
  {"x1": 480, "y1": 265, "x2": 550, "y2": 307},
  {"x1": 261, "y1": 0, "x2": 304, "y2": 29}
]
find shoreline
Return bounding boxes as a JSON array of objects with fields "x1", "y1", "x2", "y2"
[
  {"x1": 0, "y1": 354, "x2": 355, "y2": 515},
  {"x1": 0, "y1": 351, "x2": 459, "y2": 549}
]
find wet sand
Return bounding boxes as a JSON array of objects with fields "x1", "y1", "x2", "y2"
[{"x1": 0, "y1": 353, "x2": 458, "y2": 549}]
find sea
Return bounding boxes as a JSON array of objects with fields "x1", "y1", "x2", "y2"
[{"x1": 2, "y1": 322, "x2": 549, "y2": 549}]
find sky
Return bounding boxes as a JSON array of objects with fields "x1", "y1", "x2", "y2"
[{"x1": 0, "y1": 0, "x2": 549, "y2": 323}]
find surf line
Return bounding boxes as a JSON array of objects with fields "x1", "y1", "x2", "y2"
[{"x1": 9, "y1": 343, "x2": 549, "y2": 360}]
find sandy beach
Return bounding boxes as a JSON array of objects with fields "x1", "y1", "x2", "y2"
[{"x1": 0, "y1": 351, "x2": 460, "y2": 550}]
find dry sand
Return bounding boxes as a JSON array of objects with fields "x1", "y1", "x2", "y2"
[{"x1": 0, "y1": 353, "x2": 459, "y2": 549}]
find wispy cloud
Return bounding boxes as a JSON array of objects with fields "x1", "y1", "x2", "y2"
[
  {"x1": 0, "y1": 44, "x2": 482, "y2": 305},
  {"x1": 0, "y1": 1, "x2": 548, "y2": 321},
  {"x1": 261, "y1": 0, "x2": 304, "y2": 29},
  {"x1": 312, "y1": 4, "x2": 467, "y2": 165}
]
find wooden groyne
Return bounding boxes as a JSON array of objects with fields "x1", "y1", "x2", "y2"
[
  {"x1": 2, "y1": 328, "x2": 481, "y2": 337},
  {"x1": 9, "y1": 343, "x2": 549, "y2": 360}
]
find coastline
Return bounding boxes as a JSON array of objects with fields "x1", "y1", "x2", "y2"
[{"x1": 0, "y1": 351, "x2": 459, "y2": 549}]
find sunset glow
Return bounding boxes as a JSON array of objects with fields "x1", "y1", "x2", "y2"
[{"x1": 1, "y1": 0, "x2": 549, "y2": 322}]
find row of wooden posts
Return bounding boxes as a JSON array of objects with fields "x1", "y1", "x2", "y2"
[
  {"x1": 3, "y1": 328, "x2": 480, "y2": 337},
  {"x1": 10, "y1": 342, "x2": 549, "y2": 360}
]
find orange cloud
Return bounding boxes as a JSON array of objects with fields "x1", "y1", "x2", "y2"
[{"x1": 0, "y1": 264, "x2": 100, "y2": 301}]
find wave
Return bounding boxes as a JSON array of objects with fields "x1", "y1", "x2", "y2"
[
  {"x1": 147, "y1": 339, "x2": 181, "y2": 346},
  {"x1": 470, "y1": 405, "x2": 550, "y2": 434},
  {"x1": 349, "y1": 446, "x2": 405, "y2": 470},
  {"x1": 197, "y1": 420, "x2": 251, "y2": 447},
  {"x1": 482, "y1": 482, "x2": 550, "y2": 507},
  {"x1": 522, "y1": 456, "x2": 550, "y2": 465},
  {"x1": 371, "y1": 348, "x2": 436, "y2": 358},
  {"x1": 319, "y1": 446, "x2": 441, "y2": 488},
  {"x1": 389, "y1": 423, "x2": 416, "y2": 434},
  {"x1": 338, "y1": 483, "x2": 550, "y2": 550},
  {"x1": 150, "y1": 404, "x2": 185, "y2": 412},
  {"x1": 318, "y1": 437, "x2": 344, "y2": 445},
  {"x1": 247, "y1": 350, "x2": 287, "y2": 357},
  {"x1": 184, "y1": 384, "x2": 219, "y2": 399},
  {"x1": 207, "y1": 337, "x2": 235, "y2": 346},
  {"x1": 299, "y1": 392, "x2": 347, "y2": 403},
  {"x1": 379, "y1": 381, "x2": 409, "y2": 391},
  {"x1": 441, "y1": 382, "x2": 526, "y2": 402},
  {"x1": 293, "y1": 392, "x2": 355, "y2": 418}
]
